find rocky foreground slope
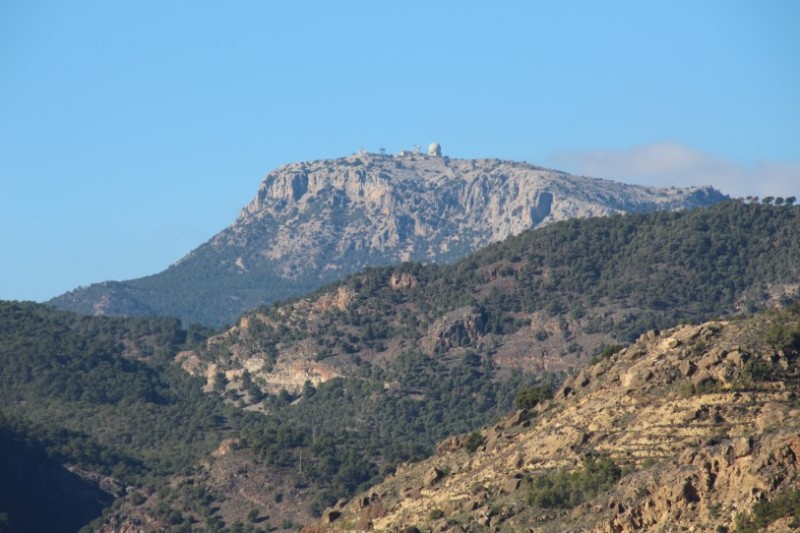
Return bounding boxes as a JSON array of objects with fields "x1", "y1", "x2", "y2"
[
  {"x1": 304, "y1": 307, "x2": 800, "y2": 532},
  {"x1": 49, "y1": 152, "x2": 725, "y2": 325}
]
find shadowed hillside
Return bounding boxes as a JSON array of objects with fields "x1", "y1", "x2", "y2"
[{"x1": 0, "y1": 425, "x2": 113, "y2": 533}]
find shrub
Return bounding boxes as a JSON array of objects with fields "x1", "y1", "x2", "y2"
[
  {"x1": 463, "y1": 431, "x2": 486, "y2": 453},
  {"x1": 527, "y1": 454, "x2": 621, "y2": 509},
  {"x1": 514, "y1": 383, "x2": 552, "y2": 410},
  {"x1": 735, "y1": 490, "x2": 800, "y2": 531},
  {"x1": 429, "y1": 508, "x2": 444, "y2": 520},
  {"x1": 600, "y1": 344, "x2": 623, "y2": 359}
]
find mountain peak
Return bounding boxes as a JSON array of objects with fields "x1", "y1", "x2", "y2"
[{"x1": 50, "y1": 155, "x2": 727, "y2": 325}]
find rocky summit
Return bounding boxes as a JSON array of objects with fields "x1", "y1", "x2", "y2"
[
  {"x1": 304, "y1": 308, "x2": 800, "y2": 532},
  {"x1": 49, "y1": 152, "x2": 725, "y2": 326}
]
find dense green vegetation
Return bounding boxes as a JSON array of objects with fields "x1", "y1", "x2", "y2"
[
  {"x1": 0, "y1": 302, "x2": 241, "y2": 530},
  {"x1": 412, "y1": 200, "x2": 800, "y2": 341},
  {"x1": 0, "y1": 425, "x2": 113, "y2": 533},
  {"x1": 0, "y1": 302, "x2": 234, "y2": 483},
  {"x1": 736, "y1": 490, "x2": 800, "y2": 532},
  {"x1": 0, "y1": 301, "x2": 541, "y2": 527},
  {"x1": 525, "y1": 455, "x2": 622, "y2": 509}
]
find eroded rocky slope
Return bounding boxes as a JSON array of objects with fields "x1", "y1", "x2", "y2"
[
  {"x1": 182, "y1": 202, "x2": 800, "y2": 403},
  {"x1": 50, "y1": 153, "x2": 725, "y2": 326},
  {"x1": 305, "y1": 308, "x2": 800, "y2": 532}
]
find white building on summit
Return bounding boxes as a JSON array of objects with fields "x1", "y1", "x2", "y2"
[{"x1": 428, "y1": 142, "x2": 442, "y2": 157}]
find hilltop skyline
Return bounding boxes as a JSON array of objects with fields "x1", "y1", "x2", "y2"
[{"x1": 1, "y1": 1, "x2": 798, "y2": 302}]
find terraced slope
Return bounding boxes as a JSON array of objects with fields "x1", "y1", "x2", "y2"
[{"x1": 305, "y1": 307, "x2": 800, "y2": 532}]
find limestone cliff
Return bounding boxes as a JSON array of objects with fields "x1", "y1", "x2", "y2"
[
  {"x1": 221, "y1": 153, "x2": 719, "y2": 278},
  {"x1": 49, "y1": 153, "x2": 725, "y2": 326}
]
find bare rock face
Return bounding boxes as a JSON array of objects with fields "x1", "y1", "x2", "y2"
[
  {"x1": 228, "y1": 153, "x2": 721, "y2": 279},
  {"x1": 423, "y1": 467, "x2": 446, "y2": 488},
  {"x1": 422, "y1": 307, "x2": 489, "y2": 354},
  {"x1": 49, "y1": 152, "x2": 725, "y2": 326}
]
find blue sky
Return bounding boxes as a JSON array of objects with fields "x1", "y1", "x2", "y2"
[{"x1": 1, "y1": 1, "x2": 799, "y2": 302}]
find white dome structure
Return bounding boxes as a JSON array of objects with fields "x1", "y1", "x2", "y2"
[{"x1": 428, "y1": 142, "x2": 442, "y2": 157}]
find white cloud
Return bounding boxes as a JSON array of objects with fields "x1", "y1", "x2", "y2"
[{"x1": 548, "y1": 141, "x2": 800, "y2": 199}]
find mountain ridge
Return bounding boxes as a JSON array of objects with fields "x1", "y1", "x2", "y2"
[
  {"x1": 139, "y1": 201, "x2": 799, "y2": 528},
  {"x1": 49, "y1": 153, "x2": 726, "y2": 326},
  {"x1": 185, "y1": 201, "x2": 800, "y2": 401},
  {"x1": 4, "y1": 202, "x2": 800, "y2": 531}
]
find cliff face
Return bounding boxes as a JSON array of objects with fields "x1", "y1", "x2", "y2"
[
  {"x1": 49, "y1": 153, "x2": 726, "y2": 326},
  {"x1": 224, "y1": 154, "x2": 719, "y2": 277},
  {"x1": 304, "y1": 309, "x2": 800, "y2": 532}
]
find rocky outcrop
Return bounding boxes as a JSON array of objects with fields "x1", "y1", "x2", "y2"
[
  {"x1": 49, "y1": 153, "x2": 726, "y2": 326},
  {"x1": 306, "y1": 309, "x2": 800, "y2": 532},
  {"x1": 422, "y1": 307, "x2": 489, "y2": 354}
]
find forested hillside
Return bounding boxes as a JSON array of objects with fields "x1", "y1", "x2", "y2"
[
  {"x1": 0, "y1": 303, "x2": 236, "y2": 531},
  {"x1": 4, "y1": 201, "x2": 800, "y2": 532},
  {"x1": 160, "y1": 200, "x2": 800, "y2": 528},
  {"x1": 199, "y1": 200, "x2": 800, "y2": 397},
  {"x1": 0, "y1": 425, "x2": 112, "y2": 533}
]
